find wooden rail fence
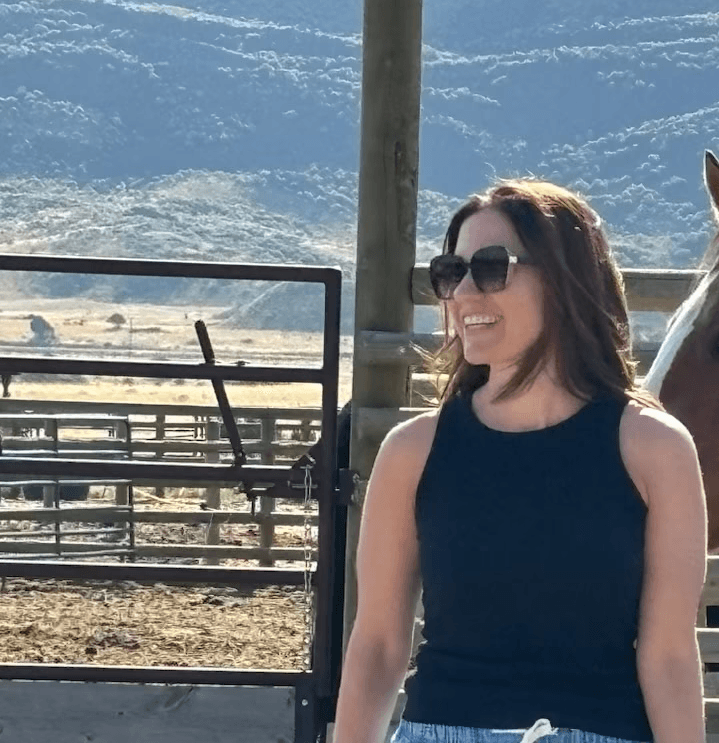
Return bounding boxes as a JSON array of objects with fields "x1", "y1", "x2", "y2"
[{"x1": 0, "y1": 402, "x2": 323, "y2": 566}]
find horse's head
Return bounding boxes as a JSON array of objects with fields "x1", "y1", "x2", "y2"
[{"x1": 644, "y1": 150, "x2": 719, "y2": 548}]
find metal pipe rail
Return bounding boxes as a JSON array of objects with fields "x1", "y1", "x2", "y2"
[
  {"x1": 0, "y1": 253, "x2": 339, "y2": 283},
  {"x1": 0, "y1": 356, "x2": 325, "y2": 383},
  {"x1": 0, "y1": 557, "x2": 314, "y2": 586},
  {"x1": 0, "y1": 456, "x2": 315, "y2": 491},
  {"x1": 0, "y1": 507, "x2": 318, "y2": 527}
]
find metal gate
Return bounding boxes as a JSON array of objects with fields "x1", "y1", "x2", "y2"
[{"x1": 0, "y1": 253, "x2": 349, "y2": 742}]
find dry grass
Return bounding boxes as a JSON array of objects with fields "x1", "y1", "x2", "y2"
[
  {"x1": 1, "y1": 297, "x2": 354, "y2": 406},
  {"x1": 14, "y1": 379, "x2": 345, "y2": 408}
]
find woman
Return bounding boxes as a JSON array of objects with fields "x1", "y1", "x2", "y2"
[{"x1": 332, "y1": 180, "x2": 707, "y2": 743}]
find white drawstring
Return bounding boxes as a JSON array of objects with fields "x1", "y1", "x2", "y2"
[
  {"x1": 492, "y1": 718, "x2": 557, "y2": 743},
  {"x1": 519, "y1": 718, "x2": 556, "y2": 743}
]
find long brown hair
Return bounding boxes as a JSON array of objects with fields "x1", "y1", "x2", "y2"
[{"x1": 429, "y1": 179, "x2": 664, "y2": 410}]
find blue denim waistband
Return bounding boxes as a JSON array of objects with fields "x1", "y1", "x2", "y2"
[{"x1": 390, "y1": 718, "x2": 652, "y2": 743}]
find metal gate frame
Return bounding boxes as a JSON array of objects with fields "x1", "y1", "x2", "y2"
[{"x1": 0, "y1": 253, "x2": 348, "y2": 743}]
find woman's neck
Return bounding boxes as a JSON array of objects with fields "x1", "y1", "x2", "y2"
[{"x1": 470, "y1": 364, "x2": 589, "y2": 433}]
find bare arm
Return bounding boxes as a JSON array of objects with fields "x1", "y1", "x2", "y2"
[
  {"x1": 332, "y1": 412, "x2": 438, "y2": 743},
  {"x1": 624, "y1": 407, "x2": 708, "y2": 743}
]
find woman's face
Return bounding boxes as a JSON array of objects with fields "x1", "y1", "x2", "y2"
[{"x1": 447, "y1": 208, "x2": 546, "y2": 368}]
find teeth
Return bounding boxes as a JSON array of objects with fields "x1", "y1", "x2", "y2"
[{"x1": 464, "y1": 314, "x2": 501, "y2": 326}]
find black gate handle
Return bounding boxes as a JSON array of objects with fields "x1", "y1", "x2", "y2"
[{"x1": 194, "y1": 320, "x2": 247, "y2": 466}]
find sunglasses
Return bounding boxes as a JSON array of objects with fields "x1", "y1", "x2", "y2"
[{"x1": 429, "y1": 245, "x2": 536, "y2": 299}]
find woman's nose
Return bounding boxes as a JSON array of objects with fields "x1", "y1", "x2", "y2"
[{"x1": 453, "y1": 270, "x2": 479, "y2": 298}]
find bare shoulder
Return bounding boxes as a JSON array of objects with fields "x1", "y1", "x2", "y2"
[
  {"x1": 377, "y1": 407, "x2": 441, "y2": 468},
  {"x1": 620, "y1": 400, "x2": 696, "y2": 450},
  {"x1": 620, "y1": 400, "x2": 701, "y2": 507}
]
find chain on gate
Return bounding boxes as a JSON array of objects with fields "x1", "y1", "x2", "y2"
[{"x1": 302, "y1": 463, "x2": 315, "y2": 673}]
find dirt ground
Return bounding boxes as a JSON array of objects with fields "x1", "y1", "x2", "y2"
[
  {"x1": 0, "y1": 486, "x2": 319, "y2": 670},
  {"x1": 0, "y1": 578, "x2": 309, "y2": 669}
]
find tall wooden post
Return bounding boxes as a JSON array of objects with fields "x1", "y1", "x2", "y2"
[{"x1": 345, "y1": 0, "x2": 423, "y2": 650}]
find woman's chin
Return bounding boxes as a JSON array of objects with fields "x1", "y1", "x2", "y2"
[{"x1": 462, "y1": 350, "x2": 492, "y2": 366}]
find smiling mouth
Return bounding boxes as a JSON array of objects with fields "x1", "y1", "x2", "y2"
[{"x1": 464, "y1": 314, "x2": 502, "y2": 327}]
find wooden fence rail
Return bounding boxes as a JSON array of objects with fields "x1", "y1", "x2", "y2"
[
  {"x1": 357, "y1": 268, "x2": 706, "y2": 377},
  {"x1": 0, "y1": 541, "x2": 317, "y2": 562},
  {"x1": 411, "y1": 266, "x2": 705, "y2": 311},
  {"x1": 0, "y1": 436, "x2": 316, "y2": 458}
]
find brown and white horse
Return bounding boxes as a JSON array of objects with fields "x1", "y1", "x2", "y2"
[{"x1": 643, "y1": 150, "x2": 719, "y2": 551}]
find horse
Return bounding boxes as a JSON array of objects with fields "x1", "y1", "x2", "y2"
[{"x1": 643, "y1": 150, "x2": 719, "y2": 554}]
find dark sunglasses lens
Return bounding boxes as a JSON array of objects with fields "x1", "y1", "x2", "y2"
[
  {"x1": 430, "y1": 255, "x2": 467, "y2": 299},
  {"x1": 471, "y1": 246, "x2": 509, "y2": 292}
]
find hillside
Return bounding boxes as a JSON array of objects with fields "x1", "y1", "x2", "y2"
[{"x1": 0, "y1": 0, "x2": 717, "y2": 330}]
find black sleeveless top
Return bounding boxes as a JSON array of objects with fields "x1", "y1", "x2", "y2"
[{"x1": 402, "y1": 392, "x2": 652, "y2": 741}]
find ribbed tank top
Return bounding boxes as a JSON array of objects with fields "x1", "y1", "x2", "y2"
[{"x1": 403, "y1": 391, "x2": 652, "y2": 741}]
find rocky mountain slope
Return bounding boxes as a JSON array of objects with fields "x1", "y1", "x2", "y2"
[{"x1": 1, "y1": 0, "x2": 717, "y2": 330}]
